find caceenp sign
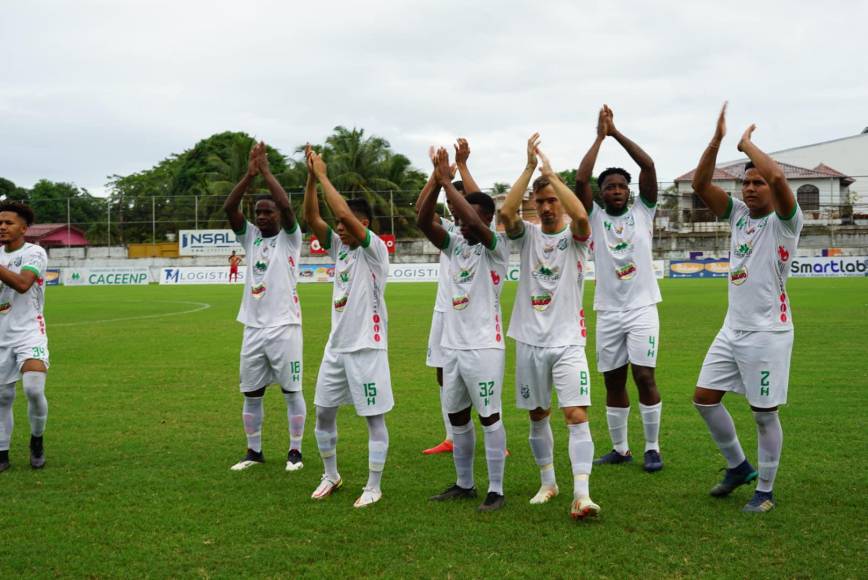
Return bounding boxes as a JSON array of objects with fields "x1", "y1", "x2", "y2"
[
  {"x1": 179, "y1": 229, "x2": 245, "y2": 256},
  {"x1": 63, "y1": 268, "x2": 150, "y2": 286}
]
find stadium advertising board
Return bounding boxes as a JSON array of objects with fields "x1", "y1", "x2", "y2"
[
  {"x1": 670, "y1": 258, "x2": 730, "y2": 278},
  {"x1": 309, "y1": 234, "x2": 396, "y2": 256},
  {"x1": 63, "y1": 268, "x2": 150, "y2": 286},
  {"x1": 159, "y1": 267, "x2": 246, "y2": 285},
  {"x1": 298, "y1": 264, "x2": 335, "y2": 283},
  {"x1": 789, "y1": 256, "x2": 868, "y2": 277},
  {"x1": 179, "y1": 229, "x2": 245, "y2": 256},
  {"x1": 44, "y1": 268, "x2": 61, "y2": 286}
]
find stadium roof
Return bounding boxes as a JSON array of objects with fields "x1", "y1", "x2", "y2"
[{"x1": 674, "y1": 161, "x2": 854, "y2": 185}]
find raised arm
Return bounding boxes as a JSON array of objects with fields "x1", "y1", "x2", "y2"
[
  {"x1": 223, "y1": 143, "x2": 259, "y2": 232},
  {"x1": 309, "y1": 151, "x2": 369, "y2": 245},
  {"x1": 414, "y1": 146, "x2": 451, "y2": 222},
  {"x1": 606, "y1": 105, "x2": 658, "y2": 205},
  {"x1": 737, "y1": 124, "x2": 796, "y2": 218},
  {"x1": 576, "y1": 107, "x2": 608, "y2": 213},
  {"x1": 691, "y1": 102, "x2": 732, "y2": 219},
  {"x1": 499, "y1": 133, "x2": 540, "y2": 238},
  {"x1": 435, "y1": 148, "x2": 494, "y2": 248},
  {"x1": 416, "y1": 165, "x2": 448, "y2": 249},
  {"x1": 454, "y1": 138, "x2": 482, "y2": 194},
  {"x1": 538, "y1": 148, "x2": 590, "y2": 238},
  {"x1": 257, "y1": 141, "x2": 297, "y2": 231},
  {"x1": 302, "y1": 145, "x2": 330, "y2": 243}
]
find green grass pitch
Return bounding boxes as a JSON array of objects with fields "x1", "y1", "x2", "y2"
[{"x1": 1, "y1": 278, "x2": 865, "y2": 577}]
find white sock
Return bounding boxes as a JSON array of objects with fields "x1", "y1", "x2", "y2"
[
  {"x1": 639, "y1": 401, "x2": 662, "y2": 452},
  {"x1": 0, "y1": 383, "x2": 15, "y2": 451},
  {"x1": 23, "y1": 372, "x2": 48, "y2": 437},
  {"x1": 694, "y1": 402, "x2": 746, "y2": 468},
  {"x1": 315, "y1": 406, "x2": 339, "y2": 479},
  {"x1": 241, "y1": 395, "x2": 264, "y2": 453},
  {"x1": 451, "y1": 421, "x2": 476, "y2": 489},
  {"x1": 365, "y1": 414, "x2": 389, "y2": 491},
  {"x1": 483, "y1": 420, "x2": 507, "y2": 495},
  {"x1": 529, "y1": 416, "x2": 555, "y2": 486},
  {"x1": 606, "y1": 406, "x2": 630, "y2": 454},
  {"x1": 754, "y1": 411, "x2": 783, "y2": 493},
  {"x1": 440, "y1": 387, "x2": 453, "y2": 441},
  {"x1": 568, "y1": 422, "x2": 594, "y2": 498},
  {"x1": 283, "y1": 390, "x2": 306, "y2": 453}
]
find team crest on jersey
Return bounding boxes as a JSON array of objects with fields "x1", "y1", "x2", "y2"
[
  {"x1": 13, "y1": 257, "x2": 22, "y2": 267},
  {"x1": 734, "y1": 241, "x2": 753, "y2": 258},
  {"x1": 615, "y1": 262, "x2": 637, "y2": 280},
  {"x1": 520, "y1": 385, "x2": 530, "y2": 399},
  {"x1": 531, "y1": 293, "x2": 552, "y2": 311},
  {"x1": 730, "y1": 266, "x2": 749, "y2": 285},
  {"x1": 777, "y1": 246, "x2": 789, "y2": 262},
  {"x1": 334, "y1": 294, "x2": 348, "y2": 312},
  {"x1": 452, "y1": 295, "x2": 470, "y2": 310},
  {"x1": 557, "y1": 237, "x2": 568, "y2": 251},
  {"x1": 254, "y1": 237, "x2": 263, "y2": 247},
  {"x1": 0, "y1": 302, "x2": 10, "y2": 314},
  {"x1": 338, "y1": 249, "x2": 348, "y2": 261},
  {"x1": 251, "y1": 283, "x2": 266, "y2": 299}
]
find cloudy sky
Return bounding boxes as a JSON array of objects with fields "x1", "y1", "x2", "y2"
[{"x1": 2, "y1": 0, "x2": 865, "y2": 195}]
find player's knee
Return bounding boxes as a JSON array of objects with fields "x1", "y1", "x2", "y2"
[
  {"x1": 693, "y1": 387, "x2": 723, "y2": 406},
  {"x1": 479, "y1": 412, "x2": 500, "y2": 427},
  {"x1": 0, "y1": 384, "x2": 15, "y2": 407},
  {"x1": 562, "y1": 406, "x2": 588, "y2": 424},
  {"x1": 448, "y1": 407, "x2": 472, "y2": 427},
  {"x1": 603, "y1": 366, "x2": 629, "y2": 390},
  {"x1": 632, "y1": 366, "x2": 656, "y2": 390},
  {"x1": 529, "y1": 407, "x2": 550, "y2": 422},
  {"x1": 244, "y1": 386, "x2": 267, "y2": 398}
]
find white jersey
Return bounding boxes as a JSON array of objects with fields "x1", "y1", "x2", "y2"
[
  {"x1": 325, "y1": 227, "x2": 390, "y2": 353},
  {"x1": 508, "y1": 222, "x2": 590, "y2": 347},
  {"x1": 589, "y1": 199, "x2": 661, "y2": 311},
  {"x1": 0, "y1": 242, "x2": 48, "y2": 345},
  {"x1": 434, "y1": 218, "x2": 457, "y2": 313},
  {"x1": 235, "y1": 221, "x2": 302, "y2": 328},
  {"x1": 440, "y1": 231, "x2": 510, "y2": 350},
  {"x1": 723, "y1": 198, "x2": 803, "y2": 331}
]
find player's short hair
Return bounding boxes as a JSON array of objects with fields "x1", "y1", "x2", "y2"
[
  {"x1": 532, "y1": 176, "x2": 553, "y2": 194},
  {"x1": 0, "y1": 200, "x2": 35, "y2": 226},
  {"x1": 598, "y1": 167, "x2": 632, "y2": 188},
  {"x1": 452, "y1": 180, "x2": 465, "y2": 193},
  {"x1": 464, "y1": 191, "x2": 495, "y2": 218},
  {"x1": 744, "y1": 161, "x2": 756, "y2": 172},
  {"x1": 347, "y1": 198, "x2": 373, "y2": 222}
]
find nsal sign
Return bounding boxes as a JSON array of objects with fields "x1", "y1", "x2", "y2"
[{"x1": 179, "y1": 229, "x2": 245, "y2": 256}]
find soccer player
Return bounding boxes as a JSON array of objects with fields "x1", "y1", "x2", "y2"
[
  {"x1": 418, "y1": 140, "x2": 479, "y2": 456},
  {"x1": 500, "y1": 134, "x2": 600, "y2": 519},
  {"x1": 691, "y1": 103, "x2": 803, "y2": 513},
  {"x1": 228, "y1": 251, "x2": 242, "y2": 283},
  {"x1": 419, "y1": 147, "x2": 510, "y2": 512},
  {"x1": 0, "y1": 201, "x2": 50, "y2": 472},
  {"x1": 576, "y1": 105, "x2": 664, "y2": 472},
  {"x1": 224, "y1": 142, "x2": 306, "y2": 473},
  {"x1": 303, "y1": 146, "x2": 394, "y2": 509}
]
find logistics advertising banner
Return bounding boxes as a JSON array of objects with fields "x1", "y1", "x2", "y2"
[
  {"x1": 178, "y1": 229, "x2": 245, "y2": 256},
  {"x1": 64, "y1": 268, "x2": 151, "y2": 286},
  {"x1": 670, "y1": 258, "x2": 730, "y2": 278},
  {"x1": 44, "y1": 268, "x2": 62, "y2": 286},
  {"x1": 159, "y1": 267, "x2": 246, "y2": 285},
  {"x1": 789, "y1": 256, "x2": 868, "y2": 277}
]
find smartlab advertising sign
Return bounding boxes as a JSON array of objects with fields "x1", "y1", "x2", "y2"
[
  {"x1": 178, "y1": 229, "x2": 245, "y2": 256},
  {"x1": 789, "y1": 256, "x2": 868, "y2": 277}
]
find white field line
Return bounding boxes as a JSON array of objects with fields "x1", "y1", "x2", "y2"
[{"x1": 50, "y1": 301, "x2": 212, "y2": 327}]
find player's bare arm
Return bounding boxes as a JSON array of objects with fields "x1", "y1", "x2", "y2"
[
  {"x1": 0, "y1": 265, "x2": 38, "y2": 294},
  {"x1": 454, "y1": 138, "x2": 482, "y2": 194},
  {"x1": 414, "y1": 146, "x2": 454, "y2": 225},
  {"x1": 692, "y1": 102, "x2": 732, "y2": 218},
  {"x1": 223, "y1": 142, "x2": 260, "y2": 232},
  {"x1": 538, "y1": 147, "x2": 591, "y2": 238},
  {"x1": 309, "y1": 150, "x2": 369, "y2": 244},
  {"x1": 737, "y1": 124, "x2": 797, "y2": 218},
  {"x1": 416, "y1": 160, "x2": 449, "y2": 249},
  {"x1": 436, "y1": 148, "x2": 494, "y2": 248},
  {"x1": 257, "y1": 140, "x2": 298, "y2": 231},
  {"x1": 576, "y1": 106, "x2": 608, "y2": 212},
  {"x1": 606, "y1": 105, "x2": 658, "y2": 205},
  {"x1": 303, "y1": 145, "x2": 331, "y2": 243},
  {"x1": 500, "y1": 133, "x2": 540, "y2": 238}
]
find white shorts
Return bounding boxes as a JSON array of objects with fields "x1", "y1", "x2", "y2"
[
  {"x1": 239, "y1": 324, "x2": 303, "y2": 393},
  {"x1": 595, "y1": 304, "x2": 659, "y2": 372},
  {"x1": 0, "y1": 339, "x2": 50, "y2": 385},
  {"x1": 426, "y1": 310, "x2": 449, "y2": 368},
  {"x1": 442, "y1": 348, "x2": 504, "y2": 418},
  {"x1": 697, "y1": 326, "x2": 793, "y2": 407},
  {"x1": 314, "y1": 347, "x2": 394, "y2": 416},
  {"x1": 515, "y1": 342, "x2": 591, "y2": 410}
]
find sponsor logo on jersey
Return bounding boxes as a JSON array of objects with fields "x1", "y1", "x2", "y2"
[
  {"x1": 609, "y1": 241, "x2": 632, "y2": 255},
  {"x1": 615, "y1": 262, "x2": 637, "y2": 280},
  {"x1": 777, "y1": 245, "x2": 789, "y2": 262},
  {"x1": 730, "y1": 266, "x2": 748, "y2": 285},
  {"x1": 0, "y1": 302, "x2": 10, "y2": 314},
  {"x1": 333, "y1": 294, "x2": 348, "y2": 312},
  {"x1": 734, "y1": 241, "x2": 753, "y2": 258},
  {"x1": 604, "y1": 221, "x2": 612, "y2": 231},
  {"x1": 531, "y1": 293, "x2": 552, "y2": 311},
  {"x1": 490, "y1": 270, "x2": 501, "y2": 285},
  {"x1": 288, "y1": 256, "x2": 295, "y2": 267},
  {"x1": 736, "y1": 216, "x2": 747, "y2": 230},
  {"x1": 454, "y1": 269, "x2": 474, "y2": 284},
  {"x1": 532, "y1": 262, "x2": 560, "y2": 281},
  {"x1": 254, "y1": 260, "x2": 268, "y2": 273},
  {"x1": 251, "y1": 283, "x2": 266, "y2": 299},
  {"x1": 339, "y1": 270, "x2": 350, "y2": 284},
  {"x1": 452, "y1": 295, "x2": 470, "y2": 310}
]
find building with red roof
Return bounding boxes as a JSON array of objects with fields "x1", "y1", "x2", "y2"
[{"x1": 25, "y1": 223, "x2": 88, "y2": 247}]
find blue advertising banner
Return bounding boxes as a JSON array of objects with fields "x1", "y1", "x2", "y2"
[{"x1": 670, "y1": 258, "x2": 729, "y2": 278}]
